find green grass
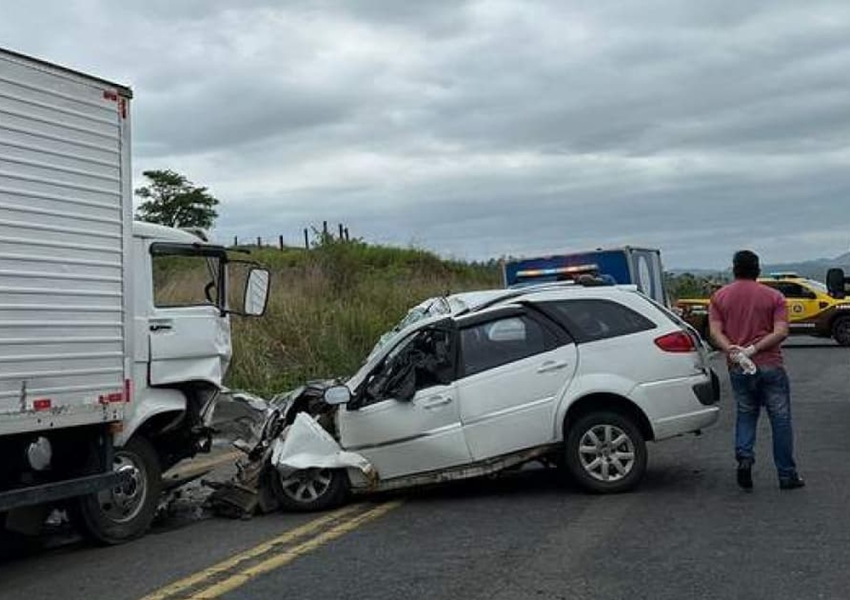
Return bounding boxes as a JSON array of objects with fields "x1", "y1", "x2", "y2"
[{"x1": 224, "y1": 238, "x2": 500, "y2": 396}]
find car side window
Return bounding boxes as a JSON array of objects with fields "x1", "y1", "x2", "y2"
[
  {"x1": 540, "y1": 299, "x2": 656, "y2": 343},
  {"x1": 460, "y1": 315, "x2": 559, "y2": 377},
  {"x1": 356, "y1": 327, "x2": 455, "y2": 408},
  {"x1": 152, "y1": 250, "x2": 222, "y2": 308},
  {"x1": 769, "y1": 282, "x2": 814, "y2": 299}
]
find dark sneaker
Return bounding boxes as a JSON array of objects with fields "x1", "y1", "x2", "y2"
[
  {"x1": 737, "y1": 461, "x2": 753, "y2": 490},
  {"x1": 779, "y1": 474, "x2": 805, "y2": 490}
]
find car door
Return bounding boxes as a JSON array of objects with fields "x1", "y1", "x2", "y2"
[
  {"x1": 454, "y1": 308, "x2": 577, "y2": 461},
  {"x1": 765, "y1": 281, "x2": 820, "y2": 329},
  {"x1": 147, "y1": 243, "x2": 232, "y2": 386},
  {"x1": 338, "y1": 325, "x2": 472, "y2": 481}
]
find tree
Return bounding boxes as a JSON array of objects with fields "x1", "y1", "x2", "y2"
[{"x1": 135, "y1": 169, "x2": 220, "y2": 229}]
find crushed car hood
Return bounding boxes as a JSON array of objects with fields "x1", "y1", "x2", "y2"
[{"x1": 271, "y1": 412, "x2": 374, "y2": 478}]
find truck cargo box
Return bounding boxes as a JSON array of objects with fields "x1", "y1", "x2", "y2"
[{"x1": 0, "y1": 49, "x2": 131, "y2": 436}]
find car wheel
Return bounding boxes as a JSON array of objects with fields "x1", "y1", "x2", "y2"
[
  {"x1": 565, "y1": 411, "x2": 647, "y2": 493},
  {"x1": 73, "y1": 436, "x2": 162, "y2": 545},
  {"x1": 832, "y1": 316, "x2": 850, "y2": 346},
  {"x1": 272, "y1": 468, "x2": 349, "y2": 512}
]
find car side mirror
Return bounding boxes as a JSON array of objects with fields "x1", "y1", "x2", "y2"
[
  {"x1": 244, "y1": 268, "x2": 270, "y2": 316},
  {"x1": 827, "y1": 268, "x2": 847, "y2": 299},
  {"x1": 323, "y1": 385, "x2": 352, "y2": 405}
]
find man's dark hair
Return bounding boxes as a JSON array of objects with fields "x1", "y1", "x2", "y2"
[{"x1": 733, "y1": 250, "x2": 760, "y2": 280}]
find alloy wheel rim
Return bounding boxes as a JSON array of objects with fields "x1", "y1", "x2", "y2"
[
  {"x1": 578, "y1": 424, "x2": 636, "y2": 483},
  {"x1": 279, "y1": 469, "x2": 333, "y2": 503}
]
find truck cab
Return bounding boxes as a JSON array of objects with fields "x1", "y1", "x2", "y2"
[
  {"x1": 78, "y1": 223, "x2": 270, "y2": 543},
  {"x1": 125, "y1": 223, "x2": 239, "y2": 458}
]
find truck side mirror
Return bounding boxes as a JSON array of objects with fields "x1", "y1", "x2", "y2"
[
  {"x1": 244, "y1": 268, "x2": 270, "y2": 316},
  {"x1": 827, "y1": 268, "x2": 846, "y2": 299}
]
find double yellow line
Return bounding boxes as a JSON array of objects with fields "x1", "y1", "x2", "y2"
[{"x1": 141, "y1": 501, "x2": 402, "y2": 600}]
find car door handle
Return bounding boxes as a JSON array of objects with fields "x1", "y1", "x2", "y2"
[
  {"x1": 537, "y1": 360, "x2": 569, "y2": 373},
  {"x1": 149, "y1": 320, "x2": 173, "y2": 332},
  {"x1": 420, "y1": 395, "x2": 453, "y2": 409}
]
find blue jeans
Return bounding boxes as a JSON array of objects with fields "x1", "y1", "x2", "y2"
[{"x1": 730, "y1": 366, "x2": 797, "y2": 480}]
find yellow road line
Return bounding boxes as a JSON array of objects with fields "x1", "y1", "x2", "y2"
[
  {"x1": 140, "y1": 503, "x2": 363, "y2": 600},
  {"x1": 190, "y1": 501, "x2": 403, "y2": 600}
]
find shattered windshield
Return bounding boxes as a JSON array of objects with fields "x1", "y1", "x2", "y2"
[{"x1": 367, "y1": 296, "x2": 456, "y2": 360}]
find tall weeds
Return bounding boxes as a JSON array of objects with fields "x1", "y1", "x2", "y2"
[{"x1": 225, "y1": 239, "x2": 500, "y2": 395}]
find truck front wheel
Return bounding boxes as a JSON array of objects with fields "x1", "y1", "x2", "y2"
[
  {"x1": 832, "y1": 316, "x2": 850, "y2": 346},
  {"x1": 74, "y1": 436, "x2": 162, "y2": 545}
]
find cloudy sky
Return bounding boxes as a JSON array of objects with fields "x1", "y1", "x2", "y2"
[{"x1": 3, "y1": 1, "x2": 850, "y2": 268}]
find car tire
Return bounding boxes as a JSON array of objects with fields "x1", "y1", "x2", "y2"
[
  {"x1": 73, "y1": 436, "x2": 162, "y2": 545},
  {"x1": 832, "y1": 316, "x2": 850, "y2": 346},
  {"x1": 565, "y1": 411, "x2": 647, "y2": 494},
  {"x1": 272, "y1": 468, "x2": 349, "y2": 512}
]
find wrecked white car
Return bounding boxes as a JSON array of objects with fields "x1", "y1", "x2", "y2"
[{"x1": 210, "y1": 282, "x2": 720, "y2": 514}]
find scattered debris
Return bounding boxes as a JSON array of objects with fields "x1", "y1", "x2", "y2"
[{"x1": 204, "y1": 382, "x2": 367, "y2": 519}]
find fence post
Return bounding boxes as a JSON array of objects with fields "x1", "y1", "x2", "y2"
[
  {"x1": 233, "y1": 235, "x2": 238, "y2": 247},
  {"x1": 344, "y1": 227, "x2": 349, "y2": 241},
  {"x1": 304, "y1": 228, "x2": 309, "y2": 249},
  {"x1": 338, "y1": 223, "x2": 344, "y2": 239},
  {"x1": 257, "y1": 236, "x2": 262, "y2": 248},
  {"x1": 279, "y1": 235, "x2": 284, "y2": 250},
  {"x1": 322, "y1": 221, "x2": 328, "y2": 236}
]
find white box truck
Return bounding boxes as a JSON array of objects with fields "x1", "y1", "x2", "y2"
[{"x1": 0, "y1": 48, "x2": 270, "y2": 543}]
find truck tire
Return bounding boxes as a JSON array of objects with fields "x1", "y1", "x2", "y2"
[
  {"x1": 73, "y1": 436, "x2": 162, "y2": 545},
  {"x1": 564, "y1": 410, "x2": 647, "y2": 494},
  {"x1": 271, "y1": 468, "x2": 349, "y2": 512},
  {"x1": 832, "y1": 316, "x2": 850, "y2": 346}
]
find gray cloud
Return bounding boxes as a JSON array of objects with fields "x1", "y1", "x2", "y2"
[{"x1": 2, "y1": 0, "x2": 849, "y2": 269}]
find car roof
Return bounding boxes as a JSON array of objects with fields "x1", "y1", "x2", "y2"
[
  {"x1": 348, "y1": 284, "x2": 647, "y2": 391},
  {"x1": 452, "y1": 284, "x2": 640, "y2": 322},
  {"x1": 448, "y1": 281, "x2": 632, "y2": 315},
  {"x1": 759, "y1": 276, "x2": 823, "y2": 287}
]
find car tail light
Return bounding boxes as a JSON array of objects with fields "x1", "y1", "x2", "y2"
[{"x1": 654, "y1": 331, "x2": 696, "y2": 353}]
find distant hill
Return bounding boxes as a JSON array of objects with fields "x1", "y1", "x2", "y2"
[
  {"x1": 667, "y1": 267, "x2": 726, "y2": 277},
  {"x1": 761, "y1": 252, "x2": 850, "y2": 281},
  {"x1": 670, "y1": 252, "x2": 850, "y2": 282}
]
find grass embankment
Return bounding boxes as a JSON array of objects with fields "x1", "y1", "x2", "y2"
[{"x1": 225, "y1": 239, "x2": 500, "y2": 396}]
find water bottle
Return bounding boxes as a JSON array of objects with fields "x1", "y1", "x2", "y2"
[{"x1": 731, "y1": 350, "x2": 757, "y2": 375}]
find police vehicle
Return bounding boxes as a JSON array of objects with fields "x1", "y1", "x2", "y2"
[{"x1": 677, "y1": 269, "x2": 850, "y2": 346}]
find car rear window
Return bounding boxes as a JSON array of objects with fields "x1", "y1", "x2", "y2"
[{"x1": 539, "y1": 299, "x2": 656, "y2": 343}]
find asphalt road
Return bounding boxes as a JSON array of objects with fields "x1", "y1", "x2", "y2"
[{"x1": 1, "y1": 341, "x2": 849, "y2": 600}]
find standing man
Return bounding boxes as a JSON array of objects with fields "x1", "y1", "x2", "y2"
[{"x1": 709, "y1": 250, "x2": 804, "y2": 491}]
